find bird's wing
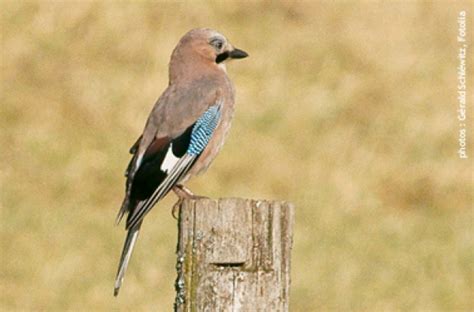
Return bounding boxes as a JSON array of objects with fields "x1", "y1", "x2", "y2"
[
  {"x1": 116, "y1": 79, "x2": 223, "y2": 226},
  {"x1": 132, "y1": 78, "x2": 222, "y2": 179},
  {"x1": 125, "y1": 101, "x2": 222, "y2": 229}
]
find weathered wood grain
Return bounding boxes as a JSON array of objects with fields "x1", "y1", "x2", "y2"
[{"x1": 174, "y1": 198, "x2": 295, "y2": 312}]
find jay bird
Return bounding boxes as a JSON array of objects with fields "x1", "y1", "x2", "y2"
[{"x1": 114, "y1": 28, "x2": 248, "y2": 296}]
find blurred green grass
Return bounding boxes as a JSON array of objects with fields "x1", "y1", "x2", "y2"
[{"x1": 1, "y1": 1, "x2": 473, "y2": 311}]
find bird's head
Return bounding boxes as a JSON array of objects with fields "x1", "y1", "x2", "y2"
[{"x1": 170, "y1": 28, "x2": 248, "y2": 79}]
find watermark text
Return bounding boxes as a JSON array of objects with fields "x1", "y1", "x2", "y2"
[{"x1": 457, "y1": 11, "x2": 468, "y2": 159}]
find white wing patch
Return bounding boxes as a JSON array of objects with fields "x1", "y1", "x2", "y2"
[{"x1": 161, "y1": 143, "x2": 180, "y2": 173}]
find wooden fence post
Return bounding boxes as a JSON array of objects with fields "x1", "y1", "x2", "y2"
[{"x1": 174, "y1": 198, "x2": 295, "y2": 312}]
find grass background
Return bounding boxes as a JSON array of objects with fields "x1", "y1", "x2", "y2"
[{"x1": 1, "y1": 1, "x2": 473, "y2": 311}]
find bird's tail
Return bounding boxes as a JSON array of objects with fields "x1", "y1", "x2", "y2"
[{"x1": 114, "y1": 222, "x2": 142, "y2": 296}]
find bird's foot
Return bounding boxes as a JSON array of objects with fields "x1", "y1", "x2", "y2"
[
  {"x1": 171, "y1": 185, "x2": 209, "y2": 219},
  {"x1": 173, "y1": 184, "x2": 194, "y2": 198}
]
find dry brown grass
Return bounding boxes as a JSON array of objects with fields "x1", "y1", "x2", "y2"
[{"x1": 1, "y1": 1, "x2": 473, "y2": 311}]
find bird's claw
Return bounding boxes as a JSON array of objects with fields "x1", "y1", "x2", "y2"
[{"x1": 172, "y1": 198, "x2": 183, "y2": 220}]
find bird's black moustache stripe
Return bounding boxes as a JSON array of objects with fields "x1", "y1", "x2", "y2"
[{"x1": 216, "y1": 51, "x2": 229, "y2": 63}]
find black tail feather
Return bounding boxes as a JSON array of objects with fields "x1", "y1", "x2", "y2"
[{"x1": 114, "y1": 222, "x2": 142, "y2": 296}]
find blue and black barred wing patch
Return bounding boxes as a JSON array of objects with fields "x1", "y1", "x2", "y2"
[
  {"x1": 187, "y1": 104, "x2": 221, "y2": 155},
  {"x1": 126, "y1": 102, "x2": 222, "y2": 230}
]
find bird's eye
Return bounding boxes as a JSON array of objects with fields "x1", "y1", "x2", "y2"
[{"x1": 210, "y1": 38, "x2": 224, "y2": 50}]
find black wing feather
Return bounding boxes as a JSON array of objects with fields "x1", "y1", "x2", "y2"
[{"x1": 116, "y1": 125, "x2": 194, "y2": 226}]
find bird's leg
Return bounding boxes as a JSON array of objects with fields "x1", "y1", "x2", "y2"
[
  {"x1": 171, "y1": 184, "x2": 209, "y2": 219},
  {"x1": 172, "y1": 184, "x2": 195, "y2": 199},
  {"x1": 173, "y1": 184, "x2": 210, "y2": 200}
]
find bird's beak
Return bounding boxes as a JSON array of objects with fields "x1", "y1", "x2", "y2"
[
  {"x1": 228, "y1": 47, "x2": 248, "y2": 59},
  {"x1": 216, "y1": 45, "x2": 248, "y2": 63}
]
